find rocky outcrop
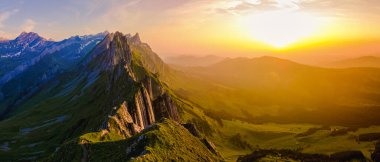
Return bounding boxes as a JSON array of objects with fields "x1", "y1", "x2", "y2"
[
  {"x1": 128, "y1": 33, "x2": 142, "y2": 45},
  {"x1": 182, "y1": 123, "x2": 221, "y2": 157},
  {"x1": 84, "y1": 32, "x2": 132, "y2": 72},
  {"x1": 182, "y1": 123, "x2": 201, "y2": 138},
  {"x1": 97, "y1": 32, "x2": 180, "y2": 138},
  {"x1": 104, "y1": 102, "x2": 142, "y2": 138},
  {"x1": 143, "y1": 77, "x2": 153, "y2": 100},
  {"x1": 132, "y1": 86, "x2": 155, "y2": 128},
  {"x1": 153, "y1": 93, "x2": 180, "y2": 122},
  {"x1": 201, "y1": 138, "x2": 220, "y2": 157},
  {"x1": 104, "y1": 87, "x2": 179, "y2": 138}
]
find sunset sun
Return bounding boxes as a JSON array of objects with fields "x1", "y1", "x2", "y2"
[{"x1": 241, "y1": 11, "x2": 324, "y2": 48}]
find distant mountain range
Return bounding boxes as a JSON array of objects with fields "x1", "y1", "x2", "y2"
[
  {"x1": 0, "y1": 32, "x2": 107, "y2": 118},
  {"x1": 327, "y1": 56, "x2": 380, "y2": 68},
  {"x1": 164, "y1": 55, "x2": 225, "y2": 67},
  {"x1": 0, "y1": 32, "x2": 106, "y2": 81},
  {"x1": 170, "y1": 56, "x2": 380, "y2": 125}
]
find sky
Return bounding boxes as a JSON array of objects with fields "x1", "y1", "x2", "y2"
[{"x1": 1, "y1": 0, "x2": 380, "y2": 63}]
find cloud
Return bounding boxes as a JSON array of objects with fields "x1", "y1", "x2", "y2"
[
  {"x1": 92, "y1": 0, "x2": 192, "y2": 33},
  {"x1": 212, "y1": 0, "x2": 323, "y2": 15},
  {"x1": 0, "y1": 9, "x2": 19, "y2": 38},
  {"x1": 273, "y1": 0, "x2": 301, "y2": 10},
  {"x1": 0, "y1": 9, "x2": 18, "y2": 28},
  {"x1": 21, "y1": 19, "x2": 36, "y2": 32}
]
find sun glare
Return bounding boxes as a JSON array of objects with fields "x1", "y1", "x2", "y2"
[{"x1": 241, "y1": 11, "x2": 324, "y2": 48}]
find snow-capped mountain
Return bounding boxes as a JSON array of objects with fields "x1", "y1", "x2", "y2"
[
  {"x1": 0, "y1": 32, "x2": 52, "y2": 59},
  {"x1": 0, "y1": 32, "x2": 107, "y2": 116},
  {"x1": 0, "y1": 32, "x2": 107, "y2": 84}
]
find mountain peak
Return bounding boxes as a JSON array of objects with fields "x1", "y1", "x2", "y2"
[
  {"x1": 130, "y1": 32, "x2": 141, "y2": 44},
  {"x1": 17, "y1": 32, "x2": 43, "y2": 39},
  {"x1": 14, "y1": 32, "x2": 46, "y2": 45},
  {"x1": 83, "y1": 31, "x2": 133, "y2": 72}
]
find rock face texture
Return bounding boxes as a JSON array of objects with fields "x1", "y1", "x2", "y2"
[
  {"x1": 105, "y1": 102, "x2": 140, "y2": 138},
  {"x1": 132, "y1": 86, "x2": 156, "y2": 128},
  {"x1": 92, "y1": 32, "x2": 180, "y2": 138},
  {"x1": 153, "y1": 93, "x2": 180, "y2": 122}
]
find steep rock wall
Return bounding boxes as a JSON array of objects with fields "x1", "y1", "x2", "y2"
[
  {"x1": 98, "y1": 32, "x2": 180, "y2": 138},
  {"x1": 132, "y1": 86, "x2": 155, "y2": 128},
  {"x1": 105, "y1": 101, "x2": 142, "y2": 138},
  {"x1": 153, "y1": 93, "x2": 180, "y2": 122}
]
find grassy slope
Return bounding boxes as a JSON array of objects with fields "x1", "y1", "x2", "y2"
[
  {"x1": 0, "y1": 70, "x2": 114, "y2": 160},
  {"x1": 209, "y1": 119, "x2": 380, "y2": 161},
  {"x1": 46, "y1": 119, "x2": 220, "y2": 162}
]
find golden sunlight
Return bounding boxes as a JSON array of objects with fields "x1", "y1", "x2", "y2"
[{"x1": 241, "y1": 11, "x2": 324, "y2": 48}]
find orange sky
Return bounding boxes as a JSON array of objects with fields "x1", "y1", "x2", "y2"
[{"x1": 137, "y1": 0, "x2": 380, "y2": 63}]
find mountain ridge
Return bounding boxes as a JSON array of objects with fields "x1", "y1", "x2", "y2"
[
  {"x1": 0, "y1": 31, "x2": 221, "y2": 161},
  {"x1": 0, "y1": 32, "x2": 107, "y2": 118},
  {"x1": 164, "y1": 55, "x2": 225, "y2": 67},
  {"x1": 327, "y1": 55, "x2": 380, "y2": 68},
  {"x1": 169, "y1": 55, "x2": 380, "y2": 126}
]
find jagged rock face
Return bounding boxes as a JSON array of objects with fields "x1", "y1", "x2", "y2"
[
  {"x1": 142, "y1": 77, "x2": 164, "y2": 100},
  {"x1": 104, "y1": 86, "x2": 179, "y2": 138},
  {"x1": 128, "y1": 33, "x2": 142, "y2": 45},
  {"x1": 92, "y1": 32, "x2": 179, "y2": 138},
  {"x1": 108, "y1": 32, "x2": 132, "y2": 68},
  {"x1": 102, "y1": 79, "x2": 179, "y2": 138},
  {"x1": 132, "y1": 86, "x2": 156, "y2": 128},
  {"x1": 84, "y1": 32, "x2": 132, "y2": 72},
  {"x1": 153, "y1": 93, "x2": 180, "y2": 122},
  {"x1": 105, "y1": 101, "x2": 142, "y2": 138}
]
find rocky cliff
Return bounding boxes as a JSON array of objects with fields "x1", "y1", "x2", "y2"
[
  {"x1": 83, "y1": 32, "x2": 180, "y2": 139},
  {"x1": 0, "y1": 31, "x2": 218, "y2": 161}
]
